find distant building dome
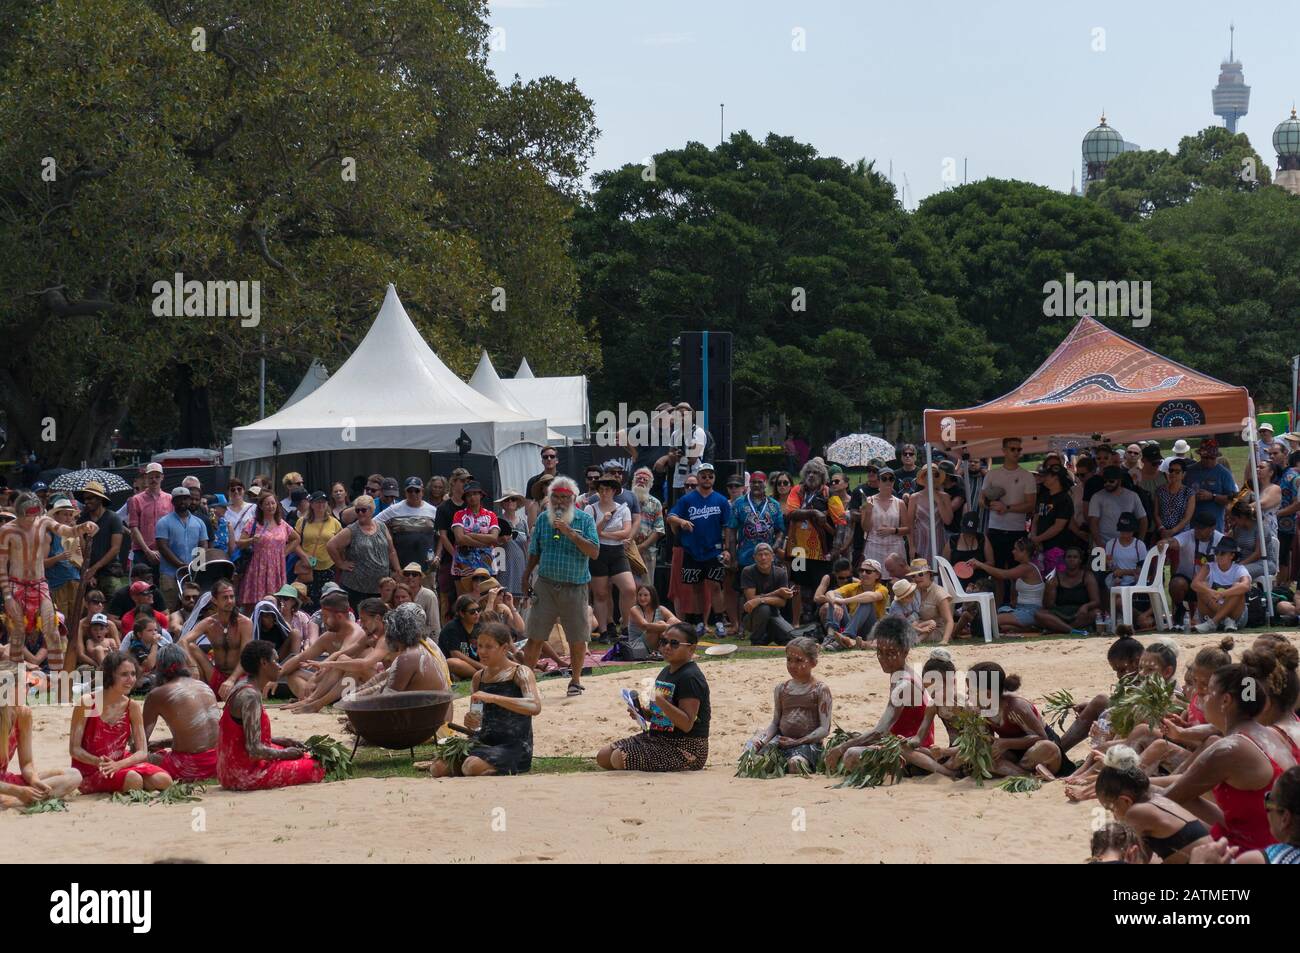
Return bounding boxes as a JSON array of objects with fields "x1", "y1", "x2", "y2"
[
  {"x1": 1082, "y1": 117, "x2": 1126, "y2": 164},
  {"x1": 1274, "y1": 108, "x2": 1300, "y2": 158}
]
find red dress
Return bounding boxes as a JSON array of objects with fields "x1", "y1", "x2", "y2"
[
  {"x1": 1, "y1": 724, "x2": 23, "y2": 785},
  {"x1": 153, "y1": 747, "x2": 219, "y2": 782},
  {"x1": 890, "y1": 670, "x2": 935, "y2": 746},
  {"x1": 217, "y1": 684, "x2": 324, "y2": 790},
  {"x1": 1210, "y1": 732, "x2": 1289, "y2": 851},
  {"x1": 73, "y1": 707, "x2": 168, "y2": 794}
]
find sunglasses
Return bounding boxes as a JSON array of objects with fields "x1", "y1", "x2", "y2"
[
  {"x1": 659, "y1": 638, "x2": 693, "y2": 649},
  {"x1": 880, "y1": 475, "x2": 895, "y2": 482},
  {"x1": 542, "y1": 453, "x2": 557, "y2": 459},
  {"x1": 858, "y1": 567, "x2": 879, "y2": 575},
  {"x1": 464, "y1": 607, "x2": 482, "y2": 615},
  {"x1": 354, "y1": 507, "x2": 372, "y2": 514},
  {"x1": 403, "y1": 572, "x2": 422, "y2": 577},
  {"x1": 406, "y1": 488, "x2": 422, "y2": 494},
  {"x1": 685, "y1": 483, "x2": 698, "y2": 489}
]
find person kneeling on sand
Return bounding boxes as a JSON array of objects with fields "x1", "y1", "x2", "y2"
[
  {"x1": 218, "y1": 641, "x2": 324, "y2": 791},
  {"x1": 142, "y1": 644, "x2": 221, "y2": 781},
  {"x1": 434, "y1": 623, "x2": 540, "y2": 777},
  {"x1": 0, "y1": 690, "x2": 82, "y2": 810},
  {"x1": 353, "y1": 603, "x2": 451, "y2": 698},
  {"x1": 597, "y1": 622, "x2": 711, "y2": 772},
  {"x1": 823, "y1": 616, "x2": 932, "y2": 774},
  {"x1": 743, "y1": 636, "x2": 832, "y2": 773}
]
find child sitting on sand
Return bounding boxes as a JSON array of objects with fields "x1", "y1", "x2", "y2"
[
  {"x1": 822, "y1": 616, "x2": 933, "y2": 774},
  {"x1": 744, "y1": 636, "x2": 833, "y2": 773},
  {"x1": 904, "y1": 647, "x2": 969, "y2": 778},
  {"x1": 1055, "y1": 627, "x2": 1144, "y2": 757},
  {"x1": 1096, "y1": 744, "x2": 1211, "y2": 864},
  {"x1": 970, "y1": 661, "x2": 1073, "y2": 780},
  {"x1": 1087, "y1": 820, "x2": 1150, "y2": 864}
]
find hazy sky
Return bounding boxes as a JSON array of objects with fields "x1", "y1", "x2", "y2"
[{"x1": 486, "y1": 0, "x2": 1297, "y2": 206}]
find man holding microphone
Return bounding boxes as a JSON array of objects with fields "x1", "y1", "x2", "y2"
[{"x1": 522, "y1": 476, "x2": 600, "y2": 697}]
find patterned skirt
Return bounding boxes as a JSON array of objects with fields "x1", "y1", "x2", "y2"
[{"x1": 612, "y1": 730, "x2": 709, "y2": 772}]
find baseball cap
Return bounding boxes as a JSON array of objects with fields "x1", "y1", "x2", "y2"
[
  {"x1": 144, "y1": 462, "x2": 164, "y2": 475},
  {"x1": 1214, "y1": 538, "x2": 1239, "y2": 555},
  {"x1": 380, "y1": 478, "x2": 400, "y2": 494},
  {"x1": 404, "y1": 476, "x2": 424, "y2": 490},
  {"x1": 1199, "y1": 438, "x2": 1219, "y2": 453},
  {"x1": 696, "y1": 462, "x2": 715, "y2": 473},
  {"x1": 130, "y1": 581, "x2": 152, "y2": 595},
  {"x1": 463, "y1": 481, "x2": 484, "y2": 495},
  {"x1": 725, "y1": 474, "x2": 744, "y2": 487},
  {"x1": 290, "y1": 489, "x2": 308, "y2": 503},
  {"x1": 1102, "y1": 466, "x2": 1125, "y2": 480},
  {"x1": 31, "y1": 481, "x2": 48, "y2": 492},
  {"x1": 308, "y1": 491, "x2": 326, "y2": 502},
  {"x1": 601, "y1": 459, "x2": 625, "y2": 472},
  {"x1": 90, "y1": 613, "x2": 109, "y2": 626},
  {"x1": 1116, "y1": 513, "x2": 1138, "y2": 532},
  {"x1": 320, "y1": 581, "x2": 345, "y2": 597},
  {"x1": 1193, "y1": 511, "x2": 1217, "y2": 528},
  {"x1": 170, "y1": 486, "x2": 190, "y2": 499},
  {"x1": 212, "y1": 493, "x2": 229, "y2": 506}
]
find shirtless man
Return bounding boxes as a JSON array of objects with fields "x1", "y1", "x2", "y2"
[
  {"x1": 0, "y1": 492, "x2": 97, "y2": 663},
  {"x1": 286, "y1": 596, "x2": 387, "y2": 714},
  {"x1": 143, "y1": 644, "x2": 221, "y2": 781},
  {"x1": 180, "y1": 578, "x2": 251, "y2": 699},
  {"x1": 354, "y1": 603, "x2": 450, "y2": 698},
  {"x1": 281, "y1": 590, "x2": 365, "y2": 703},
  {"x1": 168, "y1": 581, "x2": 201, "y2": 639}
]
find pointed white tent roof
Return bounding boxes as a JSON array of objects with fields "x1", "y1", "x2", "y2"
[
  {"x1": 470, "y1": 351, "x2": 570, "y2": 443},
  {"x1": 515, "y1": 357, "x2": 535, "y2": 379},
  {"x1": 501, "y1": 368, "x2": 590, "y2": 443},
  {"x1": 281, "y1": 358, "x2": 330, "y2": 410},
  {"x1": 230, "y1": 285, "x2": 548, "y2": 461}
]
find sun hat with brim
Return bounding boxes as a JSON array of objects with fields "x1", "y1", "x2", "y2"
[
  {"x1": 274, "y1": 584, "x2": 301, "y2": 601},
  {"x1": 77, "y1": 480, "x2": 112, "y2": 502},
  {"x1": 1259, "y1": 422, "x2": 1275, "y2": 433},
  {"x1": 495, "y1": 489, "x2": 525, "y2": 504},
  {"x1": 892, "y1": 578, "x2": 918, "y2": 601},
  {"x1": 905, "y1": 558, "x2": 932, "y2": 577},
  {"x1": 48, "y1": 497, "x2": 75, "y2": 512},
  {"x1": 1171, "y1": 439, "x2": 1191, "y2": 454},
  {"x1": 402, "y1": 562, "x2": 423, "y2": 574},
  {"x1": 1280, "y1": 432, "x2": 1300, "y2": 445},
  {"x1": 476, "y1": 575, "x2": 502, "y2": 594},
  {"x1": 470, "y1": 567, "x2": 493, "y2": 580},
  {"x1": 321, "y1": 581, "x2": 345, "y2": 597},
  {"x1": 596, "y1": 476, "x2": 622, "y2": 489}
]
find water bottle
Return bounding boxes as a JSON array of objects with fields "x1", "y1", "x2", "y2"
[{"x1": 1094, "y1": 611, "x2": 1104, "y2": 635}]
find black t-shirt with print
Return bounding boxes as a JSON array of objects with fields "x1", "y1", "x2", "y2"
[
  {"x1": 437, "y1": 618, "x2": 478, "y2": 660},
  {"x1": 1035, "y1": 490, "x2": 1076, "y2": 549},
  {"x1": 648, "y1": 660, "x2": 710, "y2": 738}
]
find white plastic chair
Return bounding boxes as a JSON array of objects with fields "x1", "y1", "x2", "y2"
[
  {"x1": 935, "y1": 555, "x2": 998, "y2": 643},
  {"x1": 1108, "y1": 542, "x2": 1172, "y2": 631}
]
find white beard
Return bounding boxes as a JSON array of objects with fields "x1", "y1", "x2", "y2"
[
  {"x1": 550, "y1": 500, "x2": 575, "y2": 525},
  {"x1": 632, "y1": 484, "x2": 650, "y2": 505}
]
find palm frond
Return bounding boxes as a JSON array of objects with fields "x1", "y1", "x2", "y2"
[
  {"x1": 835, "y1": 734, "x2": 905, "y2": 789},
  {"x1": 304, "y1": 734, "x2": 354, "y2": 782},
  {"x1": 951, "y1": 708, "x2": 994, "y2": 784},
  {"x1": 997, "y1": 776, "x2": 1042, "y2": 794}
]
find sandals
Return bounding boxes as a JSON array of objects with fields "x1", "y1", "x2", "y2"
[{"x1": 566, "y1": 681, "x2": 585, "y2": 697}]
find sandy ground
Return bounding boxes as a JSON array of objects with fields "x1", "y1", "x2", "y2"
[{"x1": 5, "y1": 632, "x2": 1290, "y2": 863}]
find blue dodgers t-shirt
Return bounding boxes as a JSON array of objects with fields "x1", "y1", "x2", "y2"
[{"x1": 669, "y1": 490, "x2": 729, "y2": 562}]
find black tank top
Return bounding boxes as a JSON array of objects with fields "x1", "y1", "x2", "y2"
[
  {"x1": 479, "y1": 667, "x2": 534, "y2": 753},
  {"x1": 1054, "y1": 573, "x2": 1090, "y2": 611}
]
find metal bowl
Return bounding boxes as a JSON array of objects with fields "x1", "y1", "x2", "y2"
[{"x1": 337, "y1": 690, "x2": 454, "y2": 749}]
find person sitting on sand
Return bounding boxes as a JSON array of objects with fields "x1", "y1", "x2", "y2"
[
  {"x1": 823, "y1": 616, "x2": 933, "y2": 774},
  {"x1": 821, "y1": 558, "x2": 888, "y2": 650},
  {"x1": 280, "y1": 590, "x2": 364, "y2": 702},
  {"x1": 69, "y1": 652, "x2": 173, "y2": 795},
  {"x1": 627, "y1": 584, "x2": 680, "y2": 655},
  {"x1": 353, "y1": 603, "x2": 450, "y2": 698},
  {"x1": 0, "y1": 696, "x2": 82, "y2": 810},
  {"x1": 1033, "y1": 546, "x2": 1101, "y2": 634},
  {"x1": 1088, "y1": 820, "x2": 1150, "y2": 864},
  {"x1": 1139, "y1": 639, "x2": 1234, "y2": 776},
  {"x1": 434, "y1": 623, "x2": 541, "y2": 777},
  {"x1": 1056, "y1": 626, "x2": 1145, "y2": 756},
  {"x1": 250, "y1": 597, "x2": 300, "y2": 663},
  {"x1": 1252, "y1": 634, "x2": 1300, "y2": 752},
  {"x1": 904, "y1": 647, "x2": 970, "y2": 778},
  {"x1": 141, "y1": 644, "x2": 220, "y2": 781},
  {"x1": 180, "y1": 578, "x2": 252, "y2": 699},
  {"x1": 438, "y1": 595, "x2": 484, "y2": 681},
  {"x1": 1190, "y1": 765, "x2": 1300, "y2": 864},
  {"x1": 743, "y1": 636, "x2": 832, "y2": 773},
  {"x1": 168, "y1": 581, "x2": 202, "y2": 638},
  {"x1": 76, "y1": 612, "x2": 120, "y2": 669},
  {"x1": 969, "y1": 661, "x2": 1073, "y2": 780},
  {"x1": 1095, "y1": 744, "x2": 1211, "y2": 864},
  {"x1": 1155, "y1": 649, "x2": 1299, "y2": 851},
  {"x1": 217, "y1": 640, "x2": 324, "y2": 790},
  {"x1": 286, "y1": 597, "x2": 388, "y2": 714},
  {"x1": 597, "y1": 622, "x2": 711, "y2": 773}
]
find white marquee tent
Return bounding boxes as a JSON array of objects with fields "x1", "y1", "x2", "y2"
[
  {"x1": 469, "y1": 351, "x2": 574, "y2": 444},
  {"x1": 280, "y1": 358, "x2": 330, "y2": 410},
  {"x1": 500, "y1": 358, "x2": 590, "y2": 443},
  {"x1": 230, "y1": 285, "x2": 549, "y2": 491}
]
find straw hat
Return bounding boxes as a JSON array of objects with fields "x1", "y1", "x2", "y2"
[
  {"x1": 892, "y1": 578, "x2": 917, "y2": 601},
  {"x1": 905, "y1": 558, "x2": 932, "y2": 578},
  {"x1": 78, "y1": 480, "x2": 111, "y2": 503}
]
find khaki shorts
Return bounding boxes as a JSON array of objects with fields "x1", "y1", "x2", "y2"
[{"x1": 525, "y1": 576, "x2": 591, "y2": 647}]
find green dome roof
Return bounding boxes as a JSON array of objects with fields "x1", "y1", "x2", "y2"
[
  {"x1": 1274, "y1": 108, "x2": 1300, "y2": 158},
  {"x1": 1082, "y1": 116, "x2": 1125, "y2": 164}
]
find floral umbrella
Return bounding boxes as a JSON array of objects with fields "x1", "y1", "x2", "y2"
[
  {"x1": 49, "y1": 468, "x2": 132, "y2": 495},
  {"x1": 825, "y1": 434, "x2": 896, "y2": 468}
]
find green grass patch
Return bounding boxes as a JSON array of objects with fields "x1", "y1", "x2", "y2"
[{"x1": 347, "y1": 741, "x2": 599, "y2": 780}]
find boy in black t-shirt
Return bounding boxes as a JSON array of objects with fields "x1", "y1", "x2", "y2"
[{"x1": 596, "y1": 622, "x2": 710, "y2": 772}]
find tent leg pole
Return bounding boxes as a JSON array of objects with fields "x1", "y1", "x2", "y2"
[
  {"x1": 1247, "y1": 434, "x2": 1273, "y2": 625},
  {"x1": 925, "y1": 443, "x2": 938, "y2": 569}
]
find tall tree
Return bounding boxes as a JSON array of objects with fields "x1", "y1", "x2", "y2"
[{"x1": 0, "y1": 0, "x2": 597, "y2": 465}]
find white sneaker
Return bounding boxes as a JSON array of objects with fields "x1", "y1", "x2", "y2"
[
  {"x1": 1223, "y1": 618, "x2": 1238, "y2": 632},
  {"x1": 715, "y1": 620, "x2": 727, "y2": 640},
  {"x1": 1194, "y1": 619, "x2": 1216, "y2": 634}
]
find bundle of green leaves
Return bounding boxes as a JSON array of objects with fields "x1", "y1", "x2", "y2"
[
  {"x1": 735, "y1": 744, "x2": 788, "y2": 780},
  {"x1": 835, "y1": 734, "x2": 904, "y2": 789},
  {"x1": 951, "y1": 708, "x2": 994, "y2": 784},
  {"x1": 304, "y1": 735, "x2": 354, "y2": 782}
]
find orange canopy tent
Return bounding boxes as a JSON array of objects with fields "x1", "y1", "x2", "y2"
[{"x1": 923, "y1": 316, "x2": 1253, "y2": 458}]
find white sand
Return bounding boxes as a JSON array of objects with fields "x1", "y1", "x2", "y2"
[{"x1": 5, "y1": 633, "x2": 1286, "y2": 863}]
